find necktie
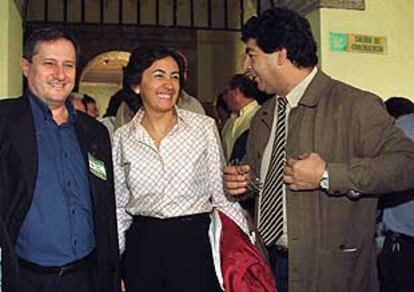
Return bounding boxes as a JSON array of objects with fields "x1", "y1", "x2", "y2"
[{"x1": 257, "y1": 97, "x2": 288, "y2": 246}]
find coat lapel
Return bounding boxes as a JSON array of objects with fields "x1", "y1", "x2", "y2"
[
  {"x1": 74, "y1": 115, "x2": 99, "y2": 172},
  {"x1": 286, "y1": 70, "x2": 334, "y2": 157},
  {"x1": 257, "y1": 98, "x2": 274, "y2": 156},
  {"x1": 298, "y1": 70, "x2": 333, "y2": 107},
  {"x1": 258, "y1": 97, "x2": 275, "y2": 132},
  {"x1": 74, "y1": 114, "x2": 103, "y2": 208}
]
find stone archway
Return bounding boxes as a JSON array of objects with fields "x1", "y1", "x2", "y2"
[{"x1": 79, "y1": 50, "x2": 130, "y2": 118}]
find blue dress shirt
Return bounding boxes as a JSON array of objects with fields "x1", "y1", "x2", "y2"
[
  {"x1": 15, "y1": 93, "x2": 95, "y2": 266},
  {"x1": 383, "y1": 113, "x2": 414, "y2": 237}
]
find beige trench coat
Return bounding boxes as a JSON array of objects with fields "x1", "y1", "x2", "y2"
[{"x1": 244, "y1": 70, "x2": 414, "y2": 292}]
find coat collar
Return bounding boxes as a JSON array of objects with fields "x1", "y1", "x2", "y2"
[
  {"x1": 253, "y1": 70, "x2": 334, "y2": 134},
  {"x1": 298, "y1": 70, "x2": 333, "y2": 107},
  {"x1": 257, "y1": 97, "x2": 276, "y2": 131}
]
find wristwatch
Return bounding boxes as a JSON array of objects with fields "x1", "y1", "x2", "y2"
[{"x1": 320, "y1": 169, "x2": 329, "y2": 190}]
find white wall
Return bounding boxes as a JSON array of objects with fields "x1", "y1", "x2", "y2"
[{"x1": 315, "y1": 0, "x2": 414, "y2": 101}]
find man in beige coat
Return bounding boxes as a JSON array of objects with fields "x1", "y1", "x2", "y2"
[{"x1": 223, "y1": 7, "x2": 414, "y2": 292}]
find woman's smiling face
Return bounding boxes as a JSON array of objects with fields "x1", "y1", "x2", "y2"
[{"x1": 135, "y1": 56, "x2": 181, "y2": 114}]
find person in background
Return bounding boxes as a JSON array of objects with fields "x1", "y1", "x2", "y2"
[
  {"x1": 113, "y1": 44, "x2": 249, "y2": 292},
  {"x1": 223, "y1": 7, "x2": 414, "y2": 292},
  {"x1": 103, "y1": 82, "x2": 128, "y2": 119},
  {"x1": 0, "y1": 27, "x2": 120, "y2": 292},
  {"x1": 221, "y1": 74, "x2": 261, "y2": 218},
  {"x1": 112, "y1": 88, "x2": 142, "y2": 130},
  {"x1": 378, "y1": 96, "x2": 414, "y2": 292},
  {"x1": 175, "y1": 51, "x2": 206, "y2": 115},
  {"x1": 100, "y1": 73, "x2": 142, "y2": 140},
  {"x1": 213, "y1": 90, "x2": 231, "y2": 132},
  {"x1": 68, "y1": 94, "x2": 86, "y2": 112},
  {"x1": 222, "y1": 74, "x2": 261, "y2": 163},
  {"x1": 82, "y1": 94, "x2": 99, "y2": 118}
]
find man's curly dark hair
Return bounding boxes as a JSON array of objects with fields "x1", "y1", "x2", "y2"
[{"x1": 241, "y1": 7, "x2": 318, "y2": 68}]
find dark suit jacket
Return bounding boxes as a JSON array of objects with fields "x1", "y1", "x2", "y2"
[
  {"x1": 244, "y1": 70, "x2": 414, "y2": 292},
  {"x1": 0, "y1": 95, "x2": 120, "y2": 292},
  {"x1": 229, "y1": 130, "x2": 249, "y2": 163},
  {"x1": 0, "y1": 132, "x2": 20, "y2": 292}
]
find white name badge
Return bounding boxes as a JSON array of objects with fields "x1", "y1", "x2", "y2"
[{"x1": 88, "y1": 153, "x2": 107, "y2": 181}]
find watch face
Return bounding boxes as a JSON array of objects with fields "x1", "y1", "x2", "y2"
[
  {"x1": 320, "y1": 177, "x2": 329, "y2": 190},
  {"x1": 320, "y1": 170, "x2": 329, "y2": 190}
]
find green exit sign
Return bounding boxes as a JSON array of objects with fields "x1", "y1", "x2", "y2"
[
  {"x1": 330, "y1": 32, "x2": 348, "y2": 52},
  {"x1": 329, "y1": 32, "x2": 387, "y2": 54}
]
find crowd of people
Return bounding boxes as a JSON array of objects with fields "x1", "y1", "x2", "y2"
[{"x1": 0, "y1": 6, "x2": 413, "y2": 292}]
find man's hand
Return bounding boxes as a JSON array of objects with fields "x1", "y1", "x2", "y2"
[
  {"x1": 223, "y1": 165, "x2": 251, "y2": 196},
  {"x1": 283, "y1": 153, "x2": 326, "y2": 191}
]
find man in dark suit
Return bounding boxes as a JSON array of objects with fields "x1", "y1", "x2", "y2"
[
  {"x1": 0, "y1": 27, "x2": 119, "y2": 292},
  {"x1": 223, "y1": 7, "x2": 414, "y2": 292}
]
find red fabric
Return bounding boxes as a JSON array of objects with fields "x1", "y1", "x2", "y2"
[{"x1": 219, "y1": 212, "x2": 277, "y2": 292}]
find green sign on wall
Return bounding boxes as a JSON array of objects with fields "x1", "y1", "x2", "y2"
[
  {"x1": 329, "y1": 32, "x2": 387, "y2": 54},
  {"x1": 329, "y1": 32, "x2": 348, "y2": 52}
]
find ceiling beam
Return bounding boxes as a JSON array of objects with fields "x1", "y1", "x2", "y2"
[
  {"x1": 270, "y1": 0, "x2": 364, "y2": 15},
  {"x1": 320, "y1": 0, "x2": 365, "y2": 10}
]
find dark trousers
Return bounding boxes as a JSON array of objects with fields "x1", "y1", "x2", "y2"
[
  {"x1": 378, "y1": 232, "x2": 414, "y2": 292},
  {"x1": 268, "y1": 245, "x2": 288, "y2": 292},
  {"x1": 122, "y1": 213, "x2": 221, "y2": 292},
  {"x1": 18, "y1": 261, "x2": 95, "y2": 292}
]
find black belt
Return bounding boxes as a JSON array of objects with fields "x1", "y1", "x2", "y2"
[
  {"x1": 384, "y1": 230, "x2": 414, "y2": 244},
  {"x1": 19, "y1": 251, "x2": 95, "y2": 276}
]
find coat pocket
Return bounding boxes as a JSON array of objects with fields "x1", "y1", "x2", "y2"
[{"x1": 318, "y1": 246, "x2": 361, "y2": 292}]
